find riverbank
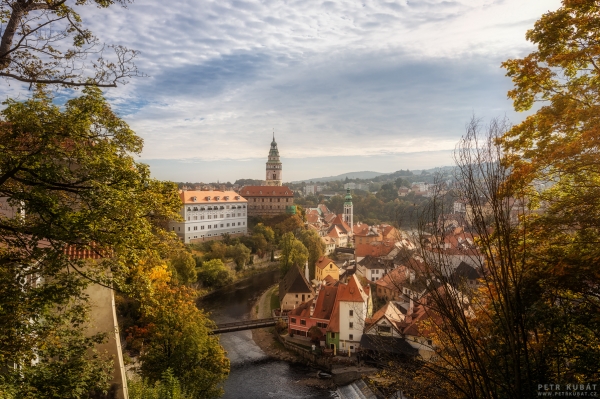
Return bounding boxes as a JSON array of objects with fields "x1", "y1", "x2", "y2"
[{"x1": 251, "y1": 285, "x2": 336, "y2": 390}]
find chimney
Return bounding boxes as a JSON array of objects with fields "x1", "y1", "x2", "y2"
[
  {"x1": 305, "y1": 260, "x2": 310, "y2": 282},
  {"x1": 310, "y1": 303, "x2": 315, "y2": 317},
  {"x1": 408, "y1": 295, "x2": 414, "y2": 316}
]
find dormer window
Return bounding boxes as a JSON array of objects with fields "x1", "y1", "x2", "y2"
[
  {"x1": 215, "y1": 196, "x2": 220, "y2": 201},
  {"x1": 224, "y1": 196, "x2": 229, "y2": 200},
  {"x1": 206, "y1": 196, "x2": 211, "y2": 201},
  {"x1": 191, "y1": 196, "x2": 197, "y2": 202},
  {"x1": 259, "y1": 191, "x2": 262, "y2": 194},
  {"x1": 246, "y1": 191, "x2": 249, "y2": 194},
  {"x1": 235, "y1": 196, "x2": 240, "y2": 200}
]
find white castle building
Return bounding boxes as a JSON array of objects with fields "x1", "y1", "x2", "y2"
[{"x1": 169, "y1": 190, "x2": 248, "y2": 243}]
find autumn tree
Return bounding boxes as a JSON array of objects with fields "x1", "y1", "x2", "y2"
[
  {"x1": 0, "y1": 0, "x2": 141, "y2": 87},
  {"x1": 0, "y1": 87, "x2": 183, "y2": 397},
  {"x1": 138, "y1": 269, "x2": 229, "y2": 398}
]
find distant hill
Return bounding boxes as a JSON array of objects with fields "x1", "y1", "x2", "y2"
[{"x1": 295, "y1": 171, "x2": 386, "y2": 183}]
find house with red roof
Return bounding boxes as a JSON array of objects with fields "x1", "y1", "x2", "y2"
[
  {"x1": 325, "y1": 274, "x2": 372, "y2": 355},
  {"x1": 315, "y1": 256, "x2": 340, "y2": 281}
]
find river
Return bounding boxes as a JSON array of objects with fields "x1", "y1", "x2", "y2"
[{"x1": 198, "y1": 270, "x2": 331, "y2": 399}]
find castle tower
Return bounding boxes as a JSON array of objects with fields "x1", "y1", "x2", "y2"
[
  {"x1": 343, "y1": 188, "x2": 353, "y2": 236},
  {"x1": 265, "y1": 134, "x2": 282, "y2": 186}
]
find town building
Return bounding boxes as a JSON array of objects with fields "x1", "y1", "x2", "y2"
[
  {"x1": 242, "y1": 186, "x2": 295, "y2": 217},
  {"x1": 326, "y1": 275, "x2": 372, "y2": 355},
  {"x1": 356, "y1": 255, "x2": 394, "y2": 282},
  {"x1": 241, "y1": 136, "x2": 296, "y2": 218},
  {"x1": 315, "y1": 256, "x2": 340, "y2": 282},
  {"x1": 168, "y1": 190, "x2": 248, "y2": 243},
  {"x1": 279, "y1": 265, "x2": 315, "y2": 311}
]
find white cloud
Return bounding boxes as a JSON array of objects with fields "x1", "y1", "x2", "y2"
[{"x1": 1, "y1": 0, "x2": 563, "y2": 181}]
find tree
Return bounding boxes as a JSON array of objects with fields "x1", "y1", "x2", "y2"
[
  {"x1": 128, "y1": 368, "x2": 192, "y2": 399},
  {"x1": 253, "y1": 223, "x2": 275, "y2": 243},
  {"x1": 139, "y1": 283, "x2": 230, "y2": 398},
  {"x1": 228, "y1": 243, "x2": 251, "y2": 271},
  {"x1": 0, "y1": 87, "x2": 182, "y2": 397},
  {"x1": 251, "y1": 233, "x2": 268, "y2": 258},
  {"x1": 0, "y1": 0, "x2": 141, "y2": 87},
  {"x1": 279, "y1": 232, "x2": 308, "y2": 276},
  {"x1": 297, "y1": 229, "x2": 324, "y2": 280},
  {"x1": 205, "y1": 241, "x2": 227, "y2": 262},
  {"x1": 168, "y1": 250, "x2": 197, "y2": 286},
  {"x1": 196, "y1": 259, "x2": 232, "y2": 289}
]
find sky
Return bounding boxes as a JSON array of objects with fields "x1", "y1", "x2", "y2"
[{"x1": 1, "y1": 0, "x2": 563, "y2": 183}]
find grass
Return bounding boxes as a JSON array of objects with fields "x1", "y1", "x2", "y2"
[{"x1": 269, "y1": 288, "x2": 280, "y2": 311}]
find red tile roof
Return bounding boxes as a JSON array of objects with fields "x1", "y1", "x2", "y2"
[
  {"x1": 179, "y1": 190, "x2": 246, "y2": 204},
  {"x1": 315, "y1": 256, "x2": 336, "y2": 270},
  {"x1": 312, "y1": 285, "x2": 338, "y2": 320}
]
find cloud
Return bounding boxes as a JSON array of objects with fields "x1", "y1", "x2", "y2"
[{"x1": 0, "y1": 0, "x2": 563, "y2": 182}]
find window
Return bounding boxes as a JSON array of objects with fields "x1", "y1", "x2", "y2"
[
  {"x1": 349, "y1": 310, "x2": 353, "y2": 316},
  {"x1": 349, "y1": 335, "x2": 353, "y2": 341},
  {"x1": 330, "y1": 333, "x2": 335, "y2": 339},
  {"x1": 187, "y1": 217, "x2": 190, "y2": 221},
  {"x1": 278, "y1": 198, "x2": 280, "y2": 202},
  {"x1": 349, "y1": 322, "x2": 353, "y2": 329},
  {"x1": 214, "y1": 224, "x2": 217, "y2": 228},
  {"x1": 220, "y1": 224, "x2": 223, "y2": 228},
  {"x1": 226, "y1": 223, "x2": 230, "y2": 227},
  {"x1": 208, "y1": 225, "x2": 211, "y2": 229},
  {"x1": 220, "y1": 214, "x2": 224, "y2": 218},
  {"x1": 194, "y1": 216, "x2": 197, "y2": 220},
  {"x1": 291, "y1": 318, "x2": 296, "y2": 324},
  {"x1": 428, "y1": 340, "x2": 432, "y2": 346},
  {"x1": 178, "y1": 227, "x2": 180, "y2": 231},
  {"x1": 226, "y1": 214, "x2": 230, "y2": 218},
  {"x1": 378, "y1": 326, "x2": 391, "y2": 334},
  {"x1": 300, "y1": 319, "x2": 306, "y2": 326},
  {"x1": 188, "y1": 227, "x2": 190, "y2": 231},
  {"x1": 371, "y1": 277, "x2": 375, "y2": 282},
  {"x1": 208, "y1": 215, "x2": 212, "y2": 219},
  {"x1": 201, "y1": 226, "x2": 205, "y2": 230},
  {"x1": 172, "y1": 227, "x2": 174, "y2": 230},
  {"x1": 295, "y1": 294, "x2": 298, "y2": 298}
]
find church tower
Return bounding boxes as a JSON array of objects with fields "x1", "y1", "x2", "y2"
[
  {"x1": 265, "y1": 134, "x2": 282, "y2": 186},
  {"x1": 343, "y1": 188, "x2": 353, "y2": 236}
]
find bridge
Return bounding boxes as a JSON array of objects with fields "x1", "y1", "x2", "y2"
[{"x1": 211, "y1": 316, "x2": 288, "y2": 334}]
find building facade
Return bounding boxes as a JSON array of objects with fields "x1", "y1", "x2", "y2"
[
  {"x1": 169, "y1": 190, "x2": 248, "y2": 243},
  {"x1": 241, "y1": 186, "x2": 295, "y2": 217}
]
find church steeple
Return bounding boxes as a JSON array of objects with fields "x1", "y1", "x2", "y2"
[
  {"x1": 343, "y1": 188, "x2": 353, "y2": 236},
  {"x1": 266, "y1": 134, "x2": 282, "y2": 186}
]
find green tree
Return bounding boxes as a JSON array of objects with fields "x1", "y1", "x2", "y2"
[
  {"x1": 196, "y1": 259, "x2": 232, "y2": 289},
  {"x1": 205, "y1": 241, "x2": 227, "y2": 262},
  {"x1": 279, "y1": 232, "x2": 308, "y2": 276},
  {"x1": 251, "y1": 233, "x2": 268, "y2": 257},
  {"x1": 169, "y1": 250, "x2": 197, "y2": 286},
  {"x1": 253, "y1": 223, "x2": 275, "y2": 243},
  {"x1": 0, "y1": 87, "x2": 181, "y2": 397},
  {"x1": 297, "y1": 229, "x2": 324, "y2": 280},
  {"x1": 0, "y1": 0, "x2": 140, "y2": 87},
  {"x1": 228, "y1": 243, "x2": 251, "y2": 271},
  {"x1": 128, "y1": 369, "x2": 192, "y2": 399}
]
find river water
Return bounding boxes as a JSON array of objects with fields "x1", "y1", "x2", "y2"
[{"x1": 198, "y1": 270, "x2": 331, "y2": 399}]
